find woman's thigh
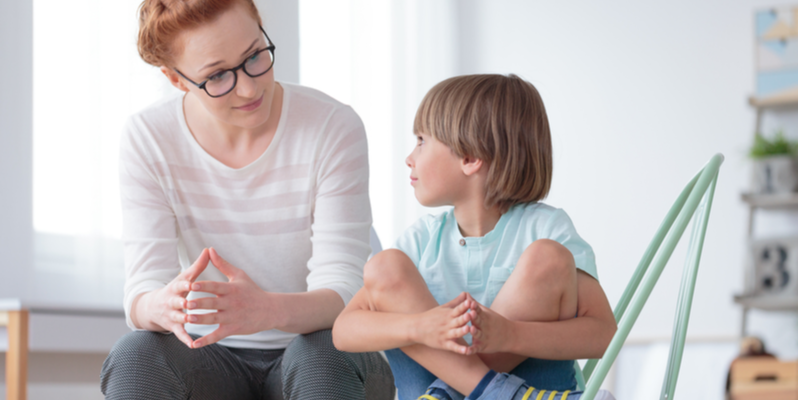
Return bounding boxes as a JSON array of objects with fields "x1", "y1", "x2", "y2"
[
  {"x1": 279, "y1": 329, "x2": 395, "y2": 400},
  {"x1": 100, "y1": 331, "x2": 259, "y2": 400}
]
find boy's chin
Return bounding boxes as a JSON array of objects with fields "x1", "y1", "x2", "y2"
[{"x1": 415, "y1": 194, "x2": 448, "y2": 209}]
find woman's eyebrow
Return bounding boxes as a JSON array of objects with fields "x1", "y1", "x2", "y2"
[{"x1": 197, "y1": 37, "x2": 260, "y2": 73}]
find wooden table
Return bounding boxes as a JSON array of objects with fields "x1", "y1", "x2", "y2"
[
  {"x1": 0, "y1": 300, "x2": 28, "y2": 400},
  {"x1": 0, "y1": 299, "x2": 127, "y2": 400}
]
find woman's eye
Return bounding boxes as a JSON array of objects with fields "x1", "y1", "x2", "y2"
[
  {"x1": 208, "y1": 71, "x2": 226, "y2": 82},
  {"x1": 416, "y1": 136, "x2": 425, "y2": 146},
  {"x1": 249, "y1": 52, "x2": 260, "y2": 62}
]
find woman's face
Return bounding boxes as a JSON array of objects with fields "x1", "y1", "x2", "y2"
[{"x1": 167, "y1": 4, "x2": 275, "y2": 129}]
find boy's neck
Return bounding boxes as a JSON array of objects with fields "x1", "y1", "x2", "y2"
[{"x1": 453, "y1": 199, "x2": 503, "y2": 238}]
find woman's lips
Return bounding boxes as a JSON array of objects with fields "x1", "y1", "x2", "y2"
[
  {"x1": 410, "y1": 176, "x2": 418, "y2": 185},
  {"x1": 235, "y1": 94, "x2": 264, "y2": 111}
]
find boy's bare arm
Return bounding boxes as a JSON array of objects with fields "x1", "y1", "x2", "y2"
[
  {"x1": 465, "y1": 270, "x2": 616, "y2": 360},
  {"x1": 332, "y1": 288, "x2": 474, "y2": 353}
]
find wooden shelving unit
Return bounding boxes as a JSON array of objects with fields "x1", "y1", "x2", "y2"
[
  {"x1": 735, "y1": 86, "x2": 799, "y2": 336},
  {"x1": 734, "y1": 293, "x2": 798, "y2": 311}
]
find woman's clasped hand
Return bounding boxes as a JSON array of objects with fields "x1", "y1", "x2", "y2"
[{"x1": 185, "y1": 248, "x2": 281, "y2": 349}]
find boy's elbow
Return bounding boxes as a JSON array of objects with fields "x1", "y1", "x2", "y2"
[{"x1": 595, "y1": 320, "x2": 617, "y2": 358}]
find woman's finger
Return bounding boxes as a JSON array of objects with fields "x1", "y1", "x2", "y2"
[
  {"x1": 209, "y1": 247, "x2": 241, "y2": 280},
  {"x1": 191, "y1": 280, "x2": 232, "y2": 295},
  {"x1": 169, "y1": 309, "x2": 189, "y2": 324},
  {"x1": 186, "y1": 296, "x2": 223, "y2": 311},
  {"x1": 192, "y1": 326, "x2": 228, "y2": 349},
  {"x1": 186, "y1": 311, "x2": 222, "y2": 325},
  {"x1": 182, "y1": 248, "x2": 210, "y2": 282},
  {"x1": 170, "y1": 279, "x2": 192, "y2": 295},
  {"x1": 173, "y1": 325, "x2": 195, "y2": 348},
  {"x1": 169, "y1": 296, "x2": 188, "y2": 310}
]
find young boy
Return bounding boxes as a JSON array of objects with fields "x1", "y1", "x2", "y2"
[{"x1": 332, "y1": 74, "x2": 617, "y2": 400}]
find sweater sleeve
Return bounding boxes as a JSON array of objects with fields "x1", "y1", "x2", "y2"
[
  {"x1": 305, "y1": 106, "x2": 372, "y2": 305},
  {"x1": 119, "y1": 117, "x2": 181, "y2": 330}
]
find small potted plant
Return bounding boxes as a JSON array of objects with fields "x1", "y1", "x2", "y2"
[{"x1": 749, "y1": 131, "x2": 798, "y2": 194}]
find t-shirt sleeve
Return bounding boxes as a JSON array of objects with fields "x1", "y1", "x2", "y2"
[
  {"x1": 392, "y1": 216, "x2": 432, "y2": 268},
  {"x1": 305, "y1": 106, "x2": 372, "y2": 306},
  {"x1": 119, "y1": 117, "x2": 181, "y2": 330},
  {"x1": 542, "y1": 208, "x2": 598, "y2": 280}
]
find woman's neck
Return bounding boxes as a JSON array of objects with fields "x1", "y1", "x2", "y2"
[
  {"x1": 184, "y1": 83, "x2": 283, "y2": 168},
  {"x1": 453, "y1": 198, "x2": 503, "y2": 238}
]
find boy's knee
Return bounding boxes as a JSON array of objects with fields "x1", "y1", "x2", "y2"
[
  {"x1": 363, "y1": 249, "x2": 415, "y2": 294},
  {"x1": 517, "y1": 239, "x2": 576, "y2": 283}
]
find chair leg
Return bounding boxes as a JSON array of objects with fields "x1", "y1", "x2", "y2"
[{"x1": 6, "y1": 310, "x2": 28, "y2": 400}]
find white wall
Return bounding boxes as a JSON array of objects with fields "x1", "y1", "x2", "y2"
[
  {"x1": 0, "y1": 0, "x2": 33, "y2": 302},
  {"x1": 456, "y1": 0, "x2": 798, "y2": 347}
]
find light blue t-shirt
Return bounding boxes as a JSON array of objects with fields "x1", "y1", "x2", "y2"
[{"x1": 394, "y1": 202, "x2": 597, "y2": 307}]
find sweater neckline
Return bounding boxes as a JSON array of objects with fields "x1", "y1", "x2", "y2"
[{"x1": 176, "y1": 83, "x2": 290, "y2": 174}]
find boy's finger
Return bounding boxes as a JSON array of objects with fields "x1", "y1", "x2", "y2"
[
  {"x1": 442, "y1": 292, "x2": 468, "y2": 308},
  {"x1": 449, "y1": 299, "x2": 470, "y2": 318},
  {"x1": 445, "y1": 341, "x2": 469, "y2": 355}
]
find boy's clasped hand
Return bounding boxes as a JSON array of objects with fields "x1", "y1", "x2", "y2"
[{"x1": 420, "y1": 292, "x2": 512, "y2": 356}]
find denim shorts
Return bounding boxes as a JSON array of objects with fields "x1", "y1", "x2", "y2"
[{"x1": 384, "y1": 348, "x2": 576, "y2": 400}]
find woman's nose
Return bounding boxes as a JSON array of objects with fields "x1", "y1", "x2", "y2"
[
  {"x1": 405, "y1": 153, "x2": 413, "y2": 168},
  {"x1": 235, "y1": 69, "x2": 258, "y2": 98}
]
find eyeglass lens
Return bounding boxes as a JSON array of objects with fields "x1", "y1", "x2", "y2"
[{"x1": 205, "y1": 49, "x2": 275, "y2": 97}]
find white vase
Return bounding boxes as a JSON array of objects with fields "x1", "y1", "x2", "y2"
[{"x1": 751, "y1": 155, "x2": 798, "y2": 194}]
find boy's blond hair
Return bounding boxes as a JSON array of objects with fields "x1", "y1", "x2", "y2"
[{"x1": 413, "y1": 74, "x2": 552, "y2": 213}]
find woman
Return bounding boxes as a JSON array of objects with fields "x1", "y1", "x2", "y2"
[{"x1": 100, "y1": 0, "x2": 394, "y2": 398}]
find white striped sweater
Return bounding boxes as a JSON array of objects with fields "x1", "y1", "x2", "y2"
[{"x1": 119, "y1": 83, "x2": 372, "y2": 349}]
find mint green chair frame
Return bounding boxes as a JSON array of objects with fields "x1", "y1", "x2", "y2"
[{"x1": 573, "y1": 153, "x2": 724, "y2": 400}]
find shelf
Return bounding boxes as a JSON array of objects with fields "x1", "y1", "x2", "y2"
[
  {"x1": 734, "y1": 293, "x2": 798, "y2": 311},
  {"x1": 741, "y1": 192, "x2": 798, "y2": 209},
  {"x1": 749, "y1": 87, "x2": 799, "y2": 108}
]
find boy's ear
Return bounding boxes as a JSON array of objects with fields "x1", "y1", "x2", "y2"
[
  {"x1": 461, "y1": 155, "x2": 484, "y2": 176},
  {"x1": 160, "y1": 66, "x2": 190, "y2": 93}
]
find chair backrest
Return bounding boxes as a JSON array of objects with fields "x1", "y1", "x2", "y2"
[{"x1": 575, "y1": 153, "x2": 724, "y2": 400}]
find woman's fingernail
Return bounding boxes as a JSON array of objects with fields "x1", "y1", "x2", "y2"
[
  {"x1": 188, "y1": 315, "x2": 198, "y2": 322},
  {"x1": 192, "y1": 283, "x2": 201, "y2": 290}
]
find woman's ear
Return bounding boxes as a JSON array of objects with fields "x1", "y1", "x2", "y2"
[
  {"x1": 160, "y1": 66, "x2": 190, "y2": 93},
  {"x1": 461, "y1": 155, "x2": 484, "y2": 176}
]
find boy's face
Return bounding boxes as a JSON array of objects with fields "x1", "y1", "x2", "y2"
[{"x1": 405, "y1": 132, "x2": 467, "y2": 207}]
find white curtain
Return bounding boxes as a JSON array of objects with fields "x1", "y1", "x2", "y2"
[
  {"x1": 32, "y1": 0, "x2": 178, "y2": 305},
  {"x1": 299, "y1": 0, "x2": 460, "y2": 246}
]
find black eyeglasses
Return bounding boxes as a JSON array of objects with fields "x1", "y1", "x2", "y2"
[{"x1": 174, "y1": 26, "x2": 276, "y2": 98}]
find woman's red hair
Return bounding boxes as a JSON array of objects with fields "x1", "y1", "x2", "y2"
[{"x1": 137, "y1": 0, "x2": 262, "y2": 66}]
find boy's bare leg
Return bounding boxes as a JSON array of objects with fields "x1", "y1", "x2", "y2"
[
  {"x1": 364, "y1": 249, "x2": 490, "y2": 396},
  {"x1": 478, "y1": 239, "x2": 578, "y2": 372}
]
